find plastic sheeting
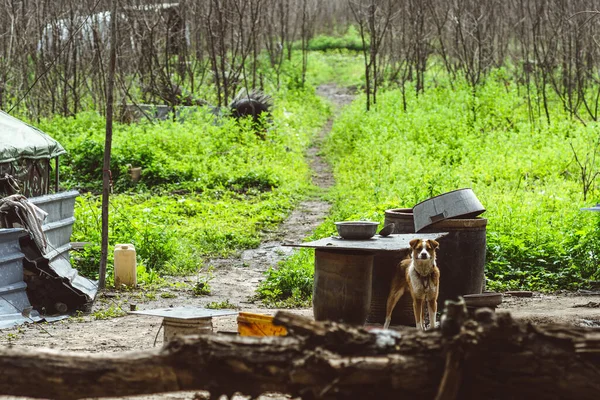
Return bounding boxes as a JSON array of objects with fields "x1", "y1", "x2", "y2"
[{"x1": 0, "y1": 110, "x2": 66, "y2": 163}]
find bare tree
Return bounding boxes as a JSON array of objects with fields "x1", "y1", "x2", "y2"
[
  {"x1": 448, "y1": 0, "x2": 499, "y2": 123},
  {"x1": 350, "y1": 0, "x2": 398, "y2": 111}
]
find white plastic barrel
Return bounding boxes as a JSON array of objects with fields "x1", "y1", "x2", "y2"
[{"x1": 114, "y1": 244, "x2": 137, "y2": 288}]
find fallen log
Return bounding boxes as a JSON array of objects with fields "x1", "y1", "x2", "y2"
[{"x1": 0, "y1": 306, "x2": 599, "y2": 400}]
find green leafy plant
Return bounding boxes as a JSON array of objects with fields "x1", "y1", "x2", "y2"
[
  {"x1": 192, "y1": 267, "x2": 214, "y2": 296},
  {"x1": 205, "y1": 300, "x2": 238, "y2": 310},
  {"x1": 256, "y1": 248, "x2": 314, "y2": 308},
  {"x1": 92, "y1": 305, "x2": 127, "y2": 320}
]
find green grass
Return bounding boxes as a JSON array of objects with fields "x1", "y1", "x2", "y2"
[
  {"x1": 304, "y1": 51, "x2": 364, "y2": 88},
  {"x1": 40, "y1": 86, "x2": 330, "y2": 283},
  {"x1": 206, "y1": 300, "x2": 238, "y2": 310},
  {"x1": 258, "y1": 61, "x2": 600, "y2": 305},
  {"x1": 324, "y1": 74, "x2": 600, "y2": 292},
  {"x1": 256, "y1": 248, "x2": 314, "y2": 308}
]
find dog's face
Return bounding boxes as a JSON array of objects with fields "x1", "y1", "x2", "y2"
[{"x1": 409, "y1": 239, "x2": 439, "y2": 260}]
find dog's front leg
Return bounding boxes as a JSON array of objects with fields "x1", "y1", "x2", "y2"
[
  {"x1": 427, "y1": 298, "x2": 437, "y2": 330},
  {"x1": 413, "y1": 298, "x2": 424, "y2": 330}
]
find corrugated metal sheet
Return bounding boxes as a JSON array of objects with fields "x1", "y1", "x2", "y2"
[
  {"x1": 26, "y1": 190, "x2": 97, "y2": 307},
  {"x1": 29, "y1": 190, "x2": 78, "y2": 227},
  {"x1": 0, "y1": 228, "x2": 42, "y2": 328}
]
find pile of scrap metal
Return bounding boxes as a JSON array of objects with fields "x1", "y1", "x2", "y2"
[{"x1": 0, "y1": 111, "x2": 96, "y2": 327}]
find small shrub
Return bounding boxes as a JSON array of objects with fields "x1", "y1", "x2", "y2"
[
  {"x1": 192, "y1": 267, "x2": 214, "y2": 296},
  {"x1": 92, "y1": 305, "x2": 127, "y2": 320},
  {"x1": 304, "y1": 26, "x2": 367, "y2": 52},
  {"x1": 256, "y1": 248, "x2": 314, "y2": 308},
  {"x1": 206, "y1": 300, "x2": 238, "y2": 310}
]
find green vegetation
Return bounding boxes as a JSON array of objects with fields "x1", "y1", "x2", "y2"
[
  {"x1": 192, "y1": 267, "x2": 214, "y2": 296},
  {"x1": 256, "y1": 248, "x2": 314, "y2": 308},
  {"x1": 45, "y1": 87, "x2": 329, "y2": 283},
  {"x1": 305, "y1": 26, "x2": 367, "y2": 52},
  {"x1": 323, "y1": 74, "x2": 600, "y2": 291},
  {"x1": 206, "y1": 300, "x2": 238, "y2": 310},
  {"x1": 304, "y1": 51, "x2": 364, "y2": 88},
  {"x1": 259, "y1": 58, "x2": 600, "y2": 305},
  {"x1": 92, "y1": 305, "x2": 127, "y2": 320}
]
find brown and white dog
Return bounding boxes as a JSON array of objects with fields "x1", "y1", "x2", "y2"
[{"x1": 383, "y1": 238, "x2": 440, "y2": 330}]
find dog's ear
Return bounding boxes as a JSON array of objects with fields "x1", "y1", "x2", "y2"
[
  {"x1": 409, "y1": 238, "x2": 421, "y2": 249},
  {"x1": 428, "y1": 239, "x2": 439, "y2": 249}
]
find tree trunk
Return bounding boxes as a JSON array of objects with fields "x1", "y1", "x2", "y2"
[
  {"x1": 0, "y1": 310, "x2": 598, "y2": 399},
  {"x1": 98, "y1": 0, "x2": 118, "y2": 289}
]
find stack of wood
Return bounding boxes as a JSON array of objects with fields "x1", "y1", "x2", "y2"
[{"x1": 0, "y1": 305, "x2": 598, "y2": 399}]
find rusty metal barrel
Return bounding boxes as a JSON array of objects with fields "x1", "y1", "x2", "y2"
[
  {"x1": 313, "y1": 249, "x2": 373, "y2": 325},
  {"x1": 384, "y1": 208, "x2": 414, "y2": 233},
  {"x1": 384, "y1": 208, "x2": 487, "y2": 308}
]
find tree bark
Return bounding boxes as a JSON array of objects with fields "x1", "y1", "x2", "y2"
[
  {"x1": 99, "y1": 0, "x2": 118, "y2": 290},
  {"x1": 0, "y1": 310, "x2": 599, "y2": 399}
]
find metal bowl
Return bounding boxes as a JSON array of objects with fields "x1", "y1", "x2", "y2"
[
  {"x1": 335, "y1": 221, "x2": 379, "y2": 240},
  {"x1": 463, "y1": 292, "x2": 503, "y2": 308}
]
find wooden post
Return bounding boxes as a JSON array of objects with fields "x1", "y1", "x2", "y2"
[
  {"x1": 99, "y1": 0, "x2": 118, "y2": 289},
  {"x1": 54, "y1": 156, "x2": 59, "y2": 193}
]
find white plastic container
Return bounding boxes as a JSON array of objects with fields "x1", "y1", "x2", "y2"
[{"x1": 114, "y1": 244, "x2": 137, "y2": 288}]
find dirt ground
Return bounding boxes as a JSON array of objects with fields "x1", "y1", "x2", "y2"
[{"x1": 0, "y1": 84, "x2": 599, "y2": 400}]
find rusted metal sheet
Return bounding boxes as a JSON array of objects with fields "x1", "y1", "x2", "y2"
[{"x1": 23, "y1": 191, "x2": 97, "y2": 312}]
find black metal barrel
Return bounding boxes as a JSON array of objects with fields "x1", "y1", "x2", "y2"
[
  {"x1": 368, "y1": 251, "x2": 414, "y2": 326},
  {"x1": 384, "y1": 208, "x2": 487, "y2": 309}
]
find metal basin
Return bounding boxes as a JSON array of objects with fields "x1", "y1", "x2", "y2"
[
  {"x1": 335, "y1": 221, "x2": 379, "y2": 240},
  {"x1": 413, "y1": 188, "x2": 485, "y2": 232},
  {"x1": 463, "y1": 292, "x2": 503, "y2": 308}
]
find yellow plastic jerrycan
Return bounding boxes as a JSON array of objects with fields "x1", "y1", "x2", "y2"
[{"x1": 114, "y1": 244, "x2": 137, "y2": 288}]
